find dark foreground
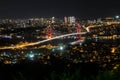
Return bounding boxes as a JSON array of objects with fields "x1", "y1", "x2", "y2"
[{"x1": 0, "y1": 57, "x2": 120, "y2": 80}]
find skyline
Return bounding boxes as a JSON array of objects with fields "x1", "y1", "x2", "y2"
[{"x1": 0, "y1": 0, "x2": 120, "y2": 19}]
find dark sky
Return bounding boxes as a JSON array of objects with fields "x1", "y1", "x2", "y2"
[{"x1": 0, "y1": 0, "x2": 120, "y2": 19}]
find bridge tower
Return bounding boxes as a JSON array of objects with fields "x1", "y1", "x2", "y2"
[
  {"x1": 76, "y1": 23, "x2": 82, "y2": 42},
  {"x1": 46, "y1": 25, "x2": 53, "y2": 39}
]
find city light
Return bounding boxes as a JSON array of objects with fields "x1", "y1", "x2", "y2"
[
  {"x1": 115, "y1": 15, "x2": 119, "y2": 19},
  {"x1": 52, "y1": 48, "x2": 55, "y2": 52},
  {"x1": 0, "y1": 0, "x2": 120, "y2": 79},
  {"x1": 0, "y1": 32, "x2": 87, "y2": 50},
  {"x1": 59, "y1": 46, "x2": 64, "y2": 50},
  {"x1": 0, "y1": 17, "x2": 120, "y2": 78},
  {"x1": 29, "y1": 54, "x2": 34, "y2": 58}
]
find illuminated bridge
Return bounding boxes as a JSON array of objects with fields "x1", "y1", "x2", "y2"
[{"x1": 0, "y1": 32, "x2": 87, "y2": 50}]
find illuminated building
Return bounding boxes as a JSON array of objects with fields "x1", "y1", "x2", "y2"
[
  {"x1": 52, "y1": 17, "x2": 55, "y2": 23},
  {"x1": 68, "y1": 16, "x2": 76, "y2": 24},
  {"x1": 64, "y1": 16, "x2": 67, "y2": 23}
]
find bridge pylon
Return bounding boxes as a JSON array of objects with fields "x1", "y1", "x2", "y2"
[
  {"x1": 76, "y1": 23, "x2": 82, "y2": 42},
  {"x1": 46, "y1": 25, "x2": 53, "y2": 39}
]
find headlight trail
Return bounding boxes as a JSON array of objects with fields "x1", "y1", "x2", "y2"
[{"x1": 0, "y1": 32, "x2": 87, "y2": 50}]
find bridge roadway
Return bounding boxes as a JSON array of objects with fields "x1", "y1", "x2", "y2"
[{"x1": 0, "y1": 32, "x2": 87, "y2": 50}]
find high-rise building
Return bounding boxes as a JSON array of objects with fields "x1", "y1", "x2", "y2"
[
  {"x1": 64, "y1": 16, "x2": 68, "y2": 23},
  {"x1": 68, "y1": 16, "x2": 76, "y2": 24},
  {"x1": 40, "y1": 18, "x2": 44, "y2": 24},
  {"x1": 52, "y1": 17, "x2": 55, "y2": 23}
]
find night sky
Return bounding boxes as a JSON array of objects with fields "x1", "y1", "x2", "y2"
[{"x1": 0, "y1": 0, "x2": 120, "y2": 19}]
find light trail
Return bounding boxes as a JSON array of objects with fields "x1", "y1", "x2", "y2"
[
  {"x1": 0, "y1": 32, "x2": 87, "y2": 50},
  {"x1": 85, "y1": 21, "x2": 120, "y2": 32},
  {"x1": 86, "y1": 24, "x2": 102, "y2": 32}
]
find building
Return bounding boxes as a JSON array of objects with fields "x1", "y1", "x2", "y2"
[
  {"x1": 68, "y1": 16, "x2": 76, "y2": 24},
  {"x1": 64, "y1": 16, "x2": 68, "y2": 23},
  {"x1": 51, "y1": 17, "x2": 55, "y2": 23}
]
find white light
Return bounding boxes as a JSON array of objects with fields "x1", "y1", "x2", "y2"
[
  {"x1": 52, "y1": 48, "x2": 55, "y2": 52},
  {"x1": 29, "y1": 54, "x2": 34, "y2": 58},
  {"x1": 80, "y1": 43, "x2": 82, "y2": 46},
  {"x1": 52, "y1": 16, "x2": 55, "y2": 19},
  {"x1": 60, "y1": 46, "x2": 63, "y2": 50},
  {"x1": 115, "y1": 16, "x2": 119, "y2": 19},
  {"x1": 86, "y1": 27, "x2": 90, "y2": 32}
]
